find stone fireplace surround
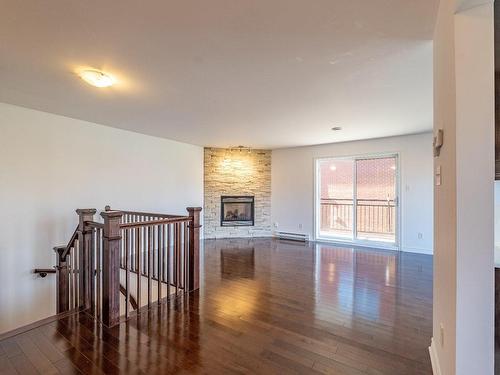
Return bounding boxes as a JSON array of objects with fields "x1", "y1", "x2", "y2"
[{"x1": 204, "y1": 147, "x2": 271, "y2": 239}]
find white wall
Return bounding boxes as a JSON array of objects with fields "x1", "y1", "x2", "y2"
[
  {"x1": 454, "y1": 3, "x2": 494, "y2": 374},
  {"x1": 271, "y1": 132, "x2": 433, "y2": 254},
  {"x1": 0, "y1": 102, "x2": 204, "y2": 334},
  {"x1": 494, "y1": 181, "x2": 500, "y2": 265},
  {"x1": 432, "y1": 0, "x2": 495, "y2": 374},
  {"x1": 432, "y1": 1, "x2": 458, "y2": 373}
]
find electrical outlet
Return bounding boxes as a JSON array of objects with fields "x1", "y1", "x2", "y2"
[
  {"x1": 274, "y1": 222, "x2": 279, "y2": 228},
  {"x1": 298, "y1": 223, "x2": 303, "y2": 229},
  {"x1": 418, "y1": 233, "x2": 423, "y2": 240},
  {"x1": 440, "y1": 323, "x2": 445, "y2": 347}
]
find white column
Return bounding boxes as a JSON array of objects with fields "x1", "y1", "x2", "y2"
[{"x1": 432, "y1": 1, "x2": 495, "y2": 374}]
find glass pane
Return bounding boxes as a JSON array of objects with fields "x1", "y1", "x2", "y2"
[
  {"x1": 319, "y1": 159, "x2": 354, "y2": 239},
  {"x1": 355, "y1": 157, "x2": 396, "y2": 243}
]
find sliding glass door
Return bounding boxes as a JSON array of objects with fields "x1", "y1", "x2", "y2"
[
  {"x1": 318, "y1": 159, "x2": 355, "y2": 239},
  {"x1": 316, "y1": 155, "x2": 398, "y2": 247}
]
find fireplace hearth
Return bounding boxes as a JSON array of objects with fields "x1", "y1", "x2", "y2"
[{"x1": 221, "y1": 196, "x2": 254, "y2": 226}]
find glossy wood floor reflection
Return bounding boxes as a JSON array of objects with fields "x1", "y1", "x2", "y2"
[{"x1": 0, "y1": 239, "x2": 433, "y2": 374}]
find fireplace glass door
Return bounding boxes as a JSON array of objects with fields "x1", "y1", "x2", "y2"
[{"x1": 221, "y1": 196, "x2": 255, "y2": 226}]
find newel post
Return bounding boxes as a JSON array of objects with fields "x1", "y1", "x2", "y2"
[
  {"x1": 55, "y1": 246, "x2": 69, "y2": 313},
  {"x1": 101, "y1": 210, "x2": 123, "y2": 327},
  {"x1": 187, "y1": 207, "x2": 202, "y2": 291},
  {"x1": 76, "y1": 209, "x2": 96, "y2": 309}
]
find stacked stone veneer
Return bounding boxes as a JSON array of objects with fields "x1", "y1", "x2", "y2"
[{"x1": 204, "y1": 147, "x2": 271, "y2": 239}]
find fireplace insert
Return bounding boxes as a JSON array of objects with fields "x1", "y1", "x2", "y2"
[{"x1": 221, "y1": 196, "x2": 254, "y2": 226}]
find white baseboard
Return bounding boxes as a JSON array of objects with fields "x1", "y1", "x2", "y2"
[
  {"x1": 429, "y1": 338, "x2": 442, "y2": 375},
  {"x1": 402, "y1": 247, "x2": 433, "y2": 255},
  {"x1": 204, "y1": 235, "x2": 274, "y2": 240}
]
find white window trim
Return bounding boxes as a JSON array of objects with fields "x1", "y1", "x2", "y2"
[{"x1": 313, "y1": 152, "x2": 401, "y2": 251}]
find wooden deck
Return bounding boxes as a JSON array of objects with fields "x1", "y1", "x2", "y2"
[{"x1": 0, "y1": 238, "x2": 433, "y2": 374}]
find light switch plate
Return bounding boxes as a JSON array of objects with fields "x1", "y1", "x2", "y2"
[{"x1": 435, "y1": 165, "x2": 442, "y2": 186}]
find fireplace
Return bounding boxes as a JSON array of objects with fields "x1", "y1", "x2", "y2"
[{"x1": 221, "y1": 196, "x2": 254, "y2": 226}]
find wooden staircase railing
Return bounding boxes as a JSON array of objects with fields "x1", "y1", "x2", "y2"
[{"x1": 54, "y1": 206, "x2": 202, "y2": 327}]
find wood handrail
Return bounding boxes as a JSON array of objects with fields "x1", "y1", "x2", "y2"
[
  {"x1": 105, "y1": 206, "x2": 187, "y2": 219},
  {"x1": 119, "y1": 216, "x2": 191, "y2": 229},
  {"x1": 60, "y1": 225, "x2": 79, "y2": 260},
  {"x1": 85, "y1": 221, "x2": 104, "y2": 228},
  {"x1": 119, "y1": 284, "x2": 138, "y2": 310},
  {"x1": 120, "y1": 265, "x2": 184, "y2": 290},
  {"x1": 34, "y1": 268, "x2": 56, "y2": 278}
]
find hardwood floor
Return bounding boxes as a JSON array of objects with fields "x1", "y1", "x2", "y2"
[{"x1": 0, "y1": 238, "x2": 433, "y2": 374}]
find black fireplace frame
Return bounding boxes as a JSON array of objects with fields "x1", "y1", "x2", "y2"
[{"x1": 220, "y1": 196, "x2": 255, "y2": 227}]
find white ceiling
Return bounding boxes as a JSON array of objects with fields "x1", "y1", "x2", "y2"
[{"x1": 0, "y1": 0, "x2": 438, "y2": 149}]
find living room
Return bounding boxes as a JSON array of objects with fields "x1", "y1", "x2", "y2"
[{"x1": 0, "y1": 1, "x2": 496, "y2": 374}]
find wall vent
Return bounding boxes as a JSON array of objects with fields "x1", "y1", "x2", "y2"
[{"x1": 274, "y1": 231, "x2": 309, "y2": 242}]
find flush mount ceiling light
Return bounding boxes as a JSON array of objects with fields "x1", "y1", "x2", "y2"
[
  {"x1": 331, "y1": 126, "x2": 342, "y2": 131},
  {"x1": 78, "y1": 69, "x2": 116, "y2": 88},
  {"x1": 330, "y1": 165, "x2": 337, "y2": 171}
]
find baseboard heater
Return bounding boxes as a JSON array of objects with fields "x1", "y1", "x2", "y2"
[{"x1": 274, "y1": 231, "x2": 309, "y2": 242}]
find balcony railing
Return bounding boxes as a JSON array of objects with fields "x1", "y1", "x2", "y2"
[{"x1": 320, "y1": 198, "x2": 395, "y2": 237}]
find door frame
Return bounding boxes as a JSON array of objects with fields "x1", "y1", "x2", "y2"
[{"x1": 313, "y1": 152, "x2": 401, "y2": 251}]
